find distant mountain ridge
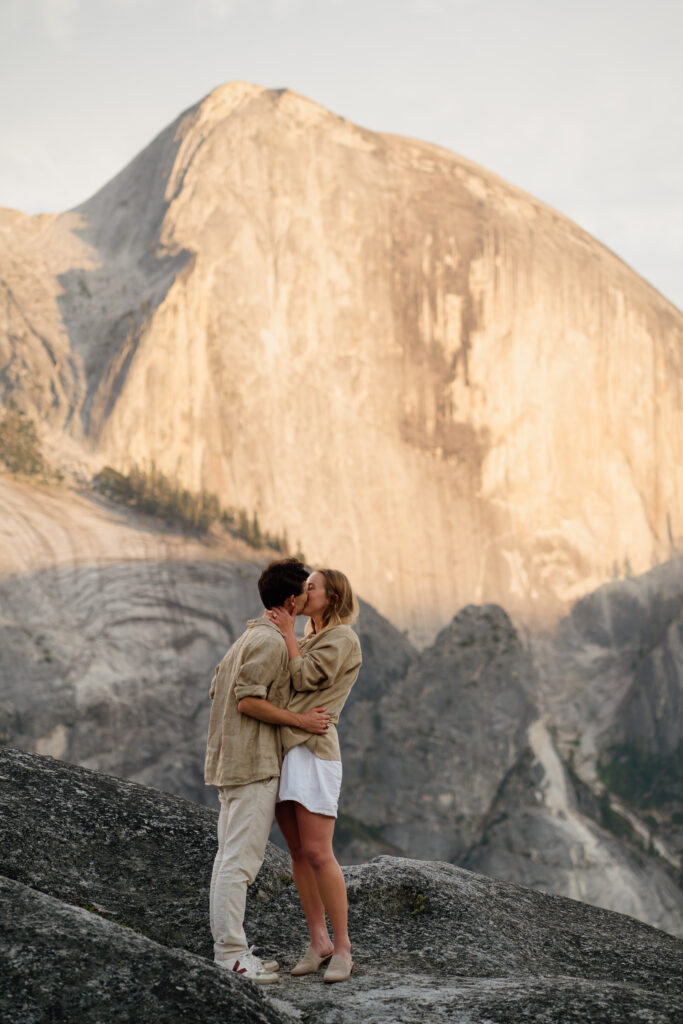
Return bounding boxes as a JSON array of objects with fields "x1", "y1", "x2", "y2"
[{"x1": 1, "y1": 81, "x2": 681, "y2": 643}]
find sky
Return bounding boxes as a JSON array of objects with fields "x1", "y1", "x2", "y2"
[{"x1": 1, "y1": 0, "x2": 681, "y2": 310}]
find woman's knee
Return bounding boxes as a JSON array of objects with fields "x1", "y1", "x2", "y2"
[{"x1": 301, "y1": 841, "x2": 334, "y2": 872}]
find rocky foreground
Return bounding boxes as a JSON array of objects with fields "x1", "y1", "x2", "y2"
[{"x1": 1, "y1": 748, "x2": 680, "y2": 1023}]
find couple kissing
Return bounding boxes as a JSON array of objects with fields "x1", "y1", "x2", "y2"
[{"x1": 204, "y1": 557, "x2": 361, "y2": 984}]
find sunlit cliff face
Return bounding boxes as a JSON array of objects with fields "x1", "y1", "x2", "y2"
[{"x1": 1, "y1": 82, "x2": 681, "y2": 644}]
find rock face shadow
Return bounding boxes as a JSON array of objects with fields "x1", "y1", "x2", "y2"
[{"x1": 55, "y1": 103, "x2": 197, "y2": 438}]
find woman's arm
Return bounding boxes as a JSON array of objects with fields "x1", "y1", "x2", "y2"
[
  {"x1": 287, "y1": 636, "x2": 356, "y2": 692},
  {"x1": 268, "y1": 609, "x2": 360, "y2": 692}
]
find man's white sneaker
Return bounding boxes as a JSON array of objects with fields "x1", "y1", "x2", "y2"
[
  {"x1": 216, "y1": 950, "x2": 279, "y2": 984},
  {"x1": 249, "y1": 945, "x2": 279, "y2": 973}
]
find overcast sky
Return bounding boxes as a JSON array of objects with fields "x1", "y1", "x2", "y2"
[{"x1": 1, "y1": 0, "x2": 681, "y2": 309}]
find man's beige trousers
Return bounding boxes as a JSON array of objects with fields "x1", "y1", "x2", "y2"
[{"x1": 210, "y1": 777, "x2": 278, "y2": 960}]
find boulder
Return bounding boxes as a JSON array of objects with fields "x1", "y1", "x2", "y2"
[
  {"x1": 0, "y1": 877, "x2": 281, "y2": 1024},
  {"x1": 1, "y1": 747, "x2": 681, "y2": 1024}
]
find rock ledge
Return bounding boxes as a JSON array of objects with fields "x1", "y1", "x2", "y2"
[{"x1": 1, "y1": 747, "x2": 681, "y2": 1023}]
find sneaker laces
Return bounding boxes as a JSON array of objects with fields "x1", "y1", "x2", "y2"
[{"x1": 246, "y1": 945, "x2": 267, "y2": 972}]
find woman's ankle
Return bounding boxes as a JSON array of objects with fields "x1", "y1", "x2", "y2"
[
  {"x1": 310, "y1": 934, "x2": 333, "y2": 955},
  {"x1": 332, "y1": 940, "x2": 352, "y2": 960}
]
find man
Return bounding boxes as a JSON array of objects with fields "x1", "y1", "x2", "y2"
[{"x1": 205, "y1": 557, "x2": 330, "y2": 984}]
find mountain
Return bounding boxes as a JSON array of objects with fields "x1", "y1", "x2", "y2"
[
  {"x1": 1, "y1": 80, "x2": 681, "y2": 938},
  {"x1": 1, "y1": 82, "x2": 681, "y2": 643},
  {"x1": 2, "y1": 747, "x2": 681, "y2": 1024},
  {"x1": 1, "y1": 475, "x2": 681, "y2": 935}
]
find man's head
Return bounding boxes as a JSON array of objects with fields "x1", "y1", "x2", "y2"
[{"x1": 258, "y1": 557, "x2": 308, "y2": 614}]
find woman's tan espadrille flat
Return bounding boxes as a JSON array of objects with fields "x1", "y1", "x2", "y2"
[
  {"x1": 290, "y1": 945, "x2": 334, "y2": 976},
  {"x1": 323, "y1": 954, "x2": 354, "y2": 983}
]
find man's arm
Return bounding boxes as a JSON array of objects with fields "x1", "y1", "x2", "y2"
[{"x1": 237, "y1": 697, "x2": 330, "y2": 734}]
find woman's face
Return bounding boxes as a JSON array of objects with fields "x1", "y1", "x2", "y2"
[{"x1": 304, "y1": 572, "x2": 331, "y2": 619}]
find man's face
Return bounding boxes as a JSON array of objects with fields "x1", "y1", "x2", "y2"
[{"x1": 291, "y1": 583, "x2": 308, "y2": 616}]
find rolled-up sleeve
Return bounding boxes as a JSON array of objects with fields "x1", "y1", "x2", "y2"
[
  {"x1": 289, "y1": 636, "x2": 355, "y2": 692},
  {"x1": 234, "y1": 637, "x2": 283, "y2": 700}
]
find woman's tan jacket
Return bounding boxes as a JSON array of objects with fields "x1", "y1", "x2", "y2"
[{"x1": 280, "y1": 623, "x2": 362, "y2": 761}]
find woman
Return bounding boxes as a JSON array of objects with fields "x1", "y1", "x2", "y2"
[{"x1": 268, "y1": 568, "x2": 361, "y2": 984}]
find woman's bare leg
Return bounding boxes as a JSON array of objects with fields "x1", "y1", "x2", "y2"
[
  {"x1": 275, "y1": 801, "x2": 332, "y2": 955},
  {"x1": 295, "y1": 803, "x2": 351, "y2": 960}
]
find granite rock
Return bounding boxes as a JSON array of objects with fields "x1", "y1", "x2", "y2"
[
  {"x1": 531, "y1": 560, "x2": 683, "y2": 886},
  {"x1": 0, "y1": 877, "x2": 283, "y2": 1024},
  {"x1": 0, "y1": 746, "x2": 289, "y2": 958},
  {"x1": 1, "y1": 82, "x2": 681, "y2": 643},
  {"x1": 338, "y1": 603, "x2": 537, "y2": 863},
  {"x1": 1, "y1": 748, "x2": 681, "y2": 1024}
]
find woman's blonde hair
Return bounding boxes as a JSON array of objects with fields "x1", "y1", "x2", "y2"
[{"x1": 308, "y1": 567, "x2": 359, "y2": 633}]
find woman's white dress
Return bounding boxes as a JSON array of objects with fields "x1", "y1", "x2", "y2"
[{"x1": 277, "y1": 743, "x2": 343, "y2": 817}]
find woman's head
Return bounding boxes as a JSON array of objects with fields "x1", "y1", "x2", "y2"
[{"x1": 305, "y1": 568, "x2": 358, "y2": 631}]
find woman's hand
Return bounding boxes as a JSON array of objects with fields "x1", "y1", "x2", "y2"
[
  {"x1": 296, "y1": 707, "x2": 330, "y2": 734},
  {"x1": 267, "y1": 605, "x2": 301, "y2": 661},
  {"x1": 267, "y1": 606, "x2": 296, "y2": 637}
]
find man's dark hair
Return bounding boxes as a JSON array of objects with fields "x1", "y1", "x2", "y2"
[{"x1": 258, "y1": 557, "x2": 308, "y2": 609}]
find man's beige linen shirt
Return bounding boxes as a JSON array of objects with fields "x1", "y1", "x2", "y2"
[
  {"x1": 280, "y1": 624, "x2": 362, "y2": 761},
  {"x1": 204, "y1": 618, "x2": 290, "y2": 787}
]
